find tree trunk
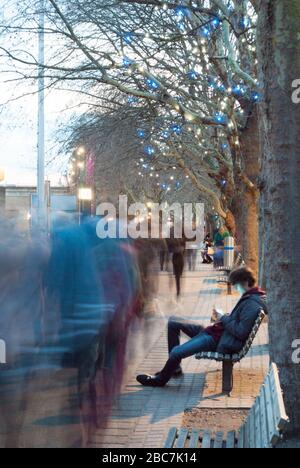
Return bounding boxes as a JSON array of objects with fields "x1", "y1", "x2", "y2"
[
  {"x1": 258, "y1": 0, "x2": 300, "y2": 442},
  {"x1": 238, "y1": 186, "x2": 259, "y2": 274},
  {"x1": 230, "y1": 109, "x2": 260, "y2": 275}
]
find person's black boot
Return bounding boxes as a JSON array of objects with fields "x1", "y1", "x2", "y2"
[
  {"x1": 136, "y1": 374, "x2": 166, "y2": 387},
  {"x1": 155, "y1": 367, "x2": 183, "y2": 379},
  {"x1": 172, "y1": 367, "x2": 184, "y2": 378}
]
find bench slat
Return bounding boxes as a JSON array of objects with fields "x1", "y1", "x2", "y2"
[
  {"x1": 201, "y1": 430, "x2": 212, "y2": 449},
  {"x1": 164, "y1": 427, "x2": 178, "y2": 448},
  {"x1": 214, "y1": 432, "x2": 224, "y2": 449},
  {"x1": 189, "y1": 429, "x2": 200, "y2": 448},
  {"x1": 260, "y1": 385, "x2": 270, "y2": 449},
  {"x1": 163, "y1": 364, "x2": 289, "y2": 450},
  {"x1": 176, "y1": 428, "x2": 189, "y2": 448},
  {"x1": 255, "y1": 396, "x2": 263, "y2": 448},
  {"x1": 265, "y1": 374, "x2": 280, "y2": 447},
  {"x1": 237, "y1": 425, "x2": 245, "y2": 448},
  {"x1": 249, "y1": 407, "x2": 256, "y2": 448},
  {"x1": 244, "y1": 415, "x2": 250, "y2": 449},
  {"x1": 269, "y1": 363, "x2": 289, "y2": 431},
  {"x1": 226, "y1": 431, "x2": 236, "y2": 449}
]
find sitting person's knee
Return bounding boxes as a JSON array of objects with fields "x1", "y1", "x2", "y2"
[
  {"x1": 169, "y1": 346, "x2": 181, "y2": 361},
  {"x1": 168, "y1": 318, "x2": 178, "y2": 331}
]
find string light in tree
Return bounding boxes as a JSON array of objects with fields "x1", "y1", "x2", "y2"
[
  {"x1": 137, "y1": 129, "x2": 146, "y2": 138},
  {"x1": 128, "y1": 96, "x2": 138, "y2": 104},
  {"x1": 123, "y1": 56, "x2": 133, "y2": 68},
  {"x1": 214, "y1": 113, "x2": 227, "y2": 124},
  {"x1": 251, "y1": 92, "x2": 261, "y2": 102},
  {"x1": 170, "y1": 124, "x2": 183, "y2": 135},
  {"x1": 123, "y1": 32, "x2": 133, "y2": 44},
  {"x1": 161, "y1": 130, "x2": 170, "y2": 139},
  {"x1": 145, "y1": 78, "x2": 160, "y2": 90},
  {"x1": 187, "y1": 70, "x2": 199, "y2": 81},
  {"x1": 144, "y1": 145, "x2": 155, "y2": 156},
  {"x1": 232, "y1": 84, "x2": 246, "y2": 96}
]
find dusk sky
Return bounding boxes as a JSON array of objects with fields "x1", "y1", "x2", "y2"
[{"x1": 0, "y1": 2, "x2": 75, "y2": 187}]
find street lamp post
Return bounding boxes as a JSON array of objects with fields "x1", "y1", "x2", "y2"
[{"x1": 37, "y1": 0, "x2": 46, "y2": 228}]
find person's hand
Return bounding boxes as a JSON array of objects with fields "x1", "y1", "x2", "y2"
[
  {"x1": 211, "y1": 308, "x2": 224, "y2": 323},
  {"x1": 211, "y1": 308, "x2": 219, "y2": 323}
]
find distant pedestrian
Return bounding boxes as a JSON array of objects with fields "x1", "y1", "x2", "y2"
[
  {"x1": 201, "y1": 233, "x2": 213, "y2": 264},
  {"x1": 171, "y1": 239, "x2": 185, "y2": 297},
  {"x1": 213, "y1": 226, "x2": 230, "y2": 268}
]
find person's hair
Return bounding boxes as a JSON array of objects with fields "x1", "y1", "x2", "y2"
[{"x1": 229, "y1": 266, "x2": 257, "y2": 288}]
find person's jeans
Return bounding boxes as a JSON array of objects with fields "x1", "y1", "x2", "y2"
[{"x1": 157, "y1": 319, "x2": 217, "y2": 384}]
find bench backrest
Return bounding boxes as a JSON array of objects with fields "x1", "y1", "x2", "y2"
[
  {"x1": 234, "y1": 252, "x2": 244, "y2": 268},
  {"x1": 238, "y1": 363, "x2": 289, "y2": 448},
  {"x1": 235, "y1": 310, "x2": 266, "y2": 360}
]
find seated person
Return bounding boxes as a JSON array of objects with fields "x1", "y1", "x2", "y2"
[
  {"x1": 201, "y1": 234, "x2": 213, "y2": 264},
  {"x1": 136, "y1": 267, "x2": 267, "y2": 387}
]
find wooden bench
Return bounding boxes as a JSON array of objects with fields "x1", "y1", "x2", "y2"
[
  {"x1": 164, "y1": 363, "x2": 289, "y2": 449},
  {"x1": 196, "y1": 310, "x2": 266, "y2": 394},
  {"x1": 217, "y1": 252, "x2": 244, "y2": 295}
]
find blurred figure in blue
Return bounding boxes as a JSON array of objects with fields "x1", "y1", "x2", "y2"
[
  {"x1": 0, "y1": 219, "x2": 48, "y2": 448},
  {"x1": 0, "y1": 213, "x2": 152, "y2": 447},
  {"x1": 44, "y1": 215, "x2": 141, "y2": 441}
]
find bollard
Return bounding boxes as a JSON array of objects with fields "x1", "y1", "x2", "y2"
[
  {"x1": 0, "y1": 339, "x2": 6, "y2": 364},
  {"x1": 224, "y1": 236, "x2": 235, "y2": 270}
]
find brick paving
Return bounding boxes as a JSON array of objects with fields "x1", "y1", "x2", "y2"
[{"x1": 90, "y1": 264, "x2": 269, "y2": 448}]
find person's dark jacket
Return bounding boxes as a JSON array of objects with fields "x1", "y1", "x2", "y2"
[{"x1": 216, "y1": 288, "x2": 268, "y2": 354}]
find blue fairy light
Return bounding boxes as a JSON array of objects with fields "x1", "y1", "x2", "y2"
[
  {"x1": 216, "y1": 82, "x2": 226, "y2": 92},
  {"x1": 232, "y1": 84, "x2": 246, "y2": 96},
  {"x1": 211, "y1": 17, "x2": 221, "y2": 28},
  {"x1": 240, "y1": 17, "x2": 250, "y2": 29},
  {"x1": 144, "y1": 145, "x2": 155, "y2": 156},
  {"x1": 170, "y1": 124, "x2": 183, "y2": 135},
  {"x1": 221, "y1": 143, "x2": 229, "y2": 150},
  {"x1": 201, "y1": 26, "x2": 210, "y2": 37},
  {"x1": 128, "y1": 96, "x2": 138, "y2": 104},
  {"x1": 161, "y1": 131, "x2": 170, "y2": 139},
  {"x1": 161, "y1": 183, "x2": 167, "y2": 190},
  {"x1": 146, "y1": 78, "x2": 160, "y2": 90},
  {"x1": 123, "y1": 32, "x2": 133, "y2": 44},
  {"x1": 123, "y1": 56, "x2": 133, "y2": 68},
  {"x1": 175, "y1": 6, "x2": 188, "y2": 18},
  {"x1": 221, "y1": 179, "x2": 227, "y2": 186},
  {"x1": 187, "y1": 70, "x2": 199, "y2": 80},
  {"x1": 251, "y1": 92, "x2": 261, "y2": 102},
  {"x1": 214, "y1": 113, "x2": 227, "y2": 124},
  {"x1": 137, "y1": 130, "x2": 146, "y2": 138},
  {"x1": 176, "y1": 182, "x2": 182, "y2": 188}
]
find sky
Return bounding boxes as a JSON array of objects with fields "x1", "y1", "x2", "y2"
[
  {"x1": 0, "y1": 86, "x2": 74, "y2": 186},
  {"x1": 0, "y1": 2, "x2": 75, "y2": 187}
]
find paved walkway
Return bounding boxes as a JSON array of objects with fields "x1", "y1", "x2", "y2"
[{"x1": 91, "y1": 264, "x2": 269, "y2": 448}]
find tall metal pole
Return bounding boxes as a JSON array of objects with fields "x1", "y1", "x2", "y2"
[{"x1": 37, "y1": 0, "x2": 45, "y2": 227}]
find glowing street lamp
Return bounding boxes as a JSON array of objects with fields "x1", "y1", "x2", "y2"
[
  {"x1": 78, "y1": 187, "x2": 93, "y2": 224},
  {"x1": 78, "y1": 187, "x2": 93, "y2": 201},
  {"x1": 77, "y1": 146, "x2": 86, "y2": 157}
]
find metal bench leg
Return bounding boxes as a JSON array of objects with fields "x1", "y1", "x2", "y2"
[{"x1": 222, "y1": 362, "x2": 234, "y2": 395}]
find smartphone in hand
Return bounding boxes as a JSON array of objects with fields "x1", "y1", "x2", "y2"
[{"x1": 211, "y1": 307, "x2": 225, "y2": 323}]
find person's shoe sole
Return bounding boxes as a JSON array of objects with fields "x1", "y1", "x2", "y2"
[
  {"x1": 136, "y1": 374, "x2": 166, "y2": 387},
  {"x1": 155, "y1": 370, "x2": 184, "y2": 379}
]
